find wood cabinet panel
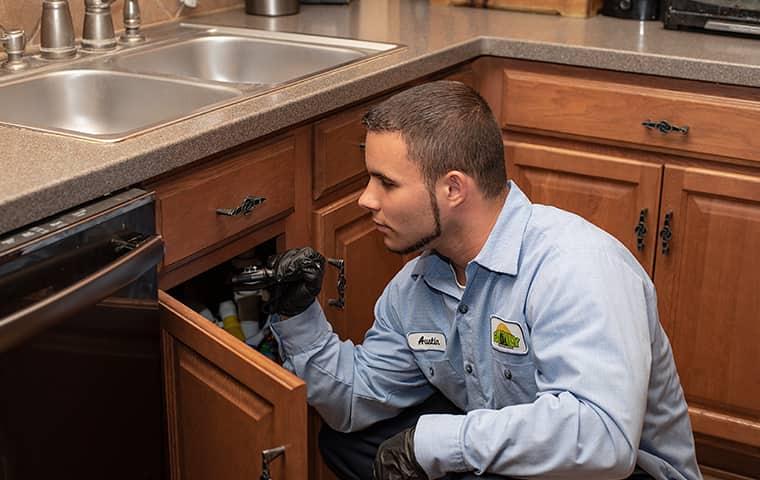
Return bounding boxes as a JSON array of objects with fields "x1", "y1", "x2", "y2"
[
  {"x1": 153, "y1": 135, "x2": 300, "y2": 267},
  {"x1": 313, "y1": 103, "x2": 373, "y2": 201},
  {"x1": 654, "y1": 166, "x2": 760, "y2": 448},
  {"x1": 160, "y1": 290, "x2": 307, "y2": 480},
  {"x1": 505, "y1": 134, "x2": 662, "y2": 274},
  {"x1": 501, "y1": 66, "x2": 760, "y2": 164},
  {"x1": 313, "y1": 190, "x2": 405, "y2": 345}
]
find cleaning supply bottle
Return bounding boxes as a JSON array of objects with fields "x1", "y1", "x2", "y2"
[{"x1": 218, "y1": 300, "x2": 245, "y2": 341}]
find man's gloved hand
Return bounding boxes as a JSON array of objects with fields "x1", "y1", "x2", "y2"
[
  {"x1": 373, "y1": 426, "x2": 427, "y2": 480},
  {"x1": 266, "y1": 247, "x2": 326, "y2": 317}
]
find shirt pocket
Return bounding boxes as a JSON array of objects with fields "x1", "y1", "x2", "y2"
[
  {"x1": 416, "y1": 356, "x2": 468, "y2": 410},
  {"x1": 491, "y1": 351, "x2": 538, "y2": 405}
]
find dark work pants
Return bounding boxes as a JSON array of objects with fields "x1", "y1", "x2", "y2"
[{"x1": 318, "y1": 392, "x2": 655, "y2": 480}]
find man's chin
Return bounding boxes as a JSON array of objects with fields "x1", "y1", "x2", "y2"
[{"x1": 385, "y1": 239, "x2": 429, "y2": 256}]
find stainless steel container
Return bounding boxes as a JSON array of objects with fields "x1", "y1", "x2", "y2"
[{"x1": 245, "y1": 0, "x2": 300, "y2": 16}]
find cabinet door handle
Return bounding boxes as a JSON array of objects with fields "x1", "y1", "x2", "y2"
[
  {"x1": 642, "y1": 119, "x2": 689, "y2": 135},
  {"x1": 260, "y1": 445, "x2": 286, "y2": 480},
  {"x1": 215, "y1": 196, "x2": 266, "y2": 216},
  {"x1": 634, "y1": 208, "x2": 648, "y2": 252},
  {"x1": 327, "y1": 258, "x2": 346, "y2": 310},
  {"x1": 357, "y1": 142, "x2": 366, "y2": 150},
  {"x1": 659, "y1": 211, "x2": 673, "y2": 256}
]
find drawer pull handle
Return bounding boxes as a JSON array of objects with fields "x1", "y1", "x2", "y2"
[
  {"x1": 634, "y1": 208, "x2": 648, "y2": 251},
  {"x1": 216, "y1": 196, "x2": 266, "y2": 217},
  {"x1": 642, "y1": 120, "x2": 689, "y2": 135},
  {"x1": 659, "y1": 211, "x2": 673, "y2": 256},
  {"x1": 260, "y1": 445, "x2": 286, "y2": 480}
]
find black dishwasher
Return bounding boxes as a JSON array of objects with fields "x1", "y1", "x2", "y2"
[{"x1": 0, "y1": 188, "x2": 165, "y2": 480}]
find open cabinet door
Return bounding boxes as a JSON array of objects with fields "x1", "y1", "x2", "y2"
[{"x1": 159, "y1": 290, "x2": 307, "y2": 480}]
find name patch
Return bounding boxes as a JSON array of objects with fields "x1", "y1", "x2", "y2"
[
  {"x1": 490, "y1": 316, "x2": 528, "y2": 355},
  {"x1": 407, "y1": 332, "x2": 447, "y2": 352}
]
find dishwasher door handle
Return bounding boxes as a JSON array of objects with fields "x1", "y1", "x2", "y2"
[{"x1": 0, "y1": 234, "x2": 164, "y2": 352}]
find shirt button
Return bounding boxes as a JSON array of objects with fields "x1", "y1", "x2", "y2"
[
  {"x1": 465, "y1": 364, "x2": 473, "y2": 374},
  {"x1": 429, "y1": 367, "x2": 434, "y2": 377},
  {"x1": 458, "y1": 303, "x2": 469, "y2": 314},
  {"x1": 504, "y1": 369, "x2": 512, "y2": 380}
]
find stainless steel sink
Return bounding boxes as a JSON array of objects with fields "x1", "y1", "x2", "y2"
[
  {"x1": 0, "y1": 69, "x2": 241, "y2": 142},
  {"x1": 114, "y1": 28, "x2": 399, "y2": 85},
  {"x1": 0, "y1": 25, "x2": 401, "y2": 143}
]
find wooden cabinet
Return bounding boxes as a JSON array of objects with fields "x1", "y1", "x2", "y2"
[
  {"x1": 505, "y1": 133, "x2": 662, "y2": 274},
  {"x1": 313, "y1": 190, "x2": 405, "y2": 344},
  {"x1": 313, "y1": 103, "x2": 375, "y2": 202},
  {"x1": 160, "y1": 291, "x2": 308, "y2": 480},
  {"x1": 478, "y1": 57, "x2": 760, "y2": 477},
  {"x1": 149, "y1": 127, "x2": 312, "y2": 290},
  {"x1": 654, "y1": 166, "x2": 760, "y2": 451}
]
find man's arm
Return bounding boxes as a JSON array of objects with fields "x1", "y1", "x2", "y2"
[
  {"x1": 270, "y1": 263, "x2": 435, "y2": 433},
  {"x1": 415, "y1": 247, "x2": 652, "y2": 479}
]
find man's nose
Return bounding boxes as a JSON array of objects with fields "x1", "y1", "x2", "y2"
[{"x1": 358, "y1": 185, "x2": 378, "y2": 211}]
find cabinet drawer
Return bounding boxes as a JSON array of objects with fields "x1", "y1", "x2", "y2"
[
  {"x1": 313, "y1": 102, "x2": 373, "y2": 200},
  {"x1": 501, "y1": 66, "x2": 760, "y2": 164},
  {"x1": 155, "y1": 137, "x2": 296, "y2": 266}
]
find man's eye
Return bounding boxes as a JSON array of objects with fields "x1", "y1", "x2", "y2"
[{"x1": 380, "y1": 178, "x2": 395, "y2": 188}]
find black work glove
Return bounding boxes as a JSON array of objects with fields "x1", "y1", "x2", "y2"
[
  {"x1": 373, "y1": 426, "x2": 428, "y2": 480},
  {"x1": 266, "y1": 247, "x2": 325, "y2": 317}
]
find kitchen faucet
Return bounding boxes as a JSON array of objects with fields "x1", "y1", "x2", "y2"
[
  {"x1": 40, "y1": 0, "x2": 77, "y2": 60},
  {"x1": 0, "y1": 23, "x2": 29, "y2": 71},
  {"x1": 82, "y1": 0, "x2": 117, "y2": 51}
]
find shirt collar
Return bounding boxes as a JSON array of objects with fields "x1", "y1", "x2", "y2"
[
  {"x1": 410, "y1": 180, "x2": 532, "y2": 280},
  {"x1": 471, "y1": 180, "x2": 532, "y2": 276}
]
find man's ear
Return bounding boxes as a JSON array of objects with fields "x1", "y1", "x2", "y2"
[{"x1": 440, "y1": 171, "x2": 469, "y2": 207}]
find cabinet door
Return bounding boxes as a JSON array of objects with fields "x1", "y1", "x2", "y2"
[
  {"x1": 505, "y1": 135, "x2": 662, "y2": 275},
  {"x1": 654, "y1": 166, "x2": 760, "y2": 449},
  {"x1": 160, "y1": 291, "x2": 307, "y2": 480},
  {"x1": 313, "y1": 190, "x2": 405, "y2": 344}
]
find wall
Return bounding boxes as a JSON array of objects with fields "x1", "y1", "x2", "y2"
[{"x1": 0, "y1": 0, "x2": 243, "y2": 48}]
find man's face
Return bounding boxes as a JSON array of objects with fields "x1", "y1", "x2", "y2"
[{"x1": 358, "y1": 132, "x2": 442, "y2": 255}]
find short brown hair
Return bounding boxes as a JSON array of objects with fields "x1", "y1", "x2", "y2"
[{"x1": 362, "y1": 81, "x2": 506, "y2": 198}]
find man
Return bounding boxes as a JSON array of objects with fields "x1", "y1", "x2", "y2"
[{"x1": 267, "y1": 81, "x2": 702, "y2": 480}]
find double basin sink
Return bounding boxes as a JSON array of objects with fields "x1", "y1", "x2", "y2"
[{"x1": 0, "y1": 25, "x2": 400, "y2": 142}]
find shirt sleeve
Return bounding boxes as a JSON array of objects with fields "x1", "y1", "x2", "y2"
[
  {"x1": 414, "y1": 246, "x2": 652, "y2": 479},
  {"x1": 270, "y1": 275, "x2": 435, "y2": 432}
]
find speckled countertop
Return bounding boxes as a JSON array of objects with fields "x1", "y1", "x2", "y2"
[{"x1": 1, "y1": 0, "x2": 759, "y2": 235}]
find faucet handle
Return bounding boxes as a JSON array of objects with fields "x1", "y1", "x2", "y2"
[{"x1": 1, "y1": 28, "x2": 30, "y2": 71}]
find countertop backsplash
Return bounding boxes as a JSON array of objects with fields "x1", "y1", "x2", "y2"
[{"x1": 0, "y1": 0, "x2": 243, "y2": 50}]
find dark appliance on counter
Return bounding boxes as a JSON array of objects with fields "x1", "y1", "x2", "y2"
[
  {"x1": 602, "y1": 0, "x2": 661, "y2": 19},
  {"x1": 0, "y1": 189, "x2": 165, "y2": 480},
  {"x1": 663, "y1": 0, "x2": 760, "y2": 36}
]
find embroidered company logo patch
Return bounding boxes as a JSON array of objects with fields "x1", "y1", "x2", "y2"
[
  {"x1": 490, "y1": 316, "x2": 528, "y2": 355},
  {"x1": 407, "y1": 332, "x2": 447, "y2": 352}
]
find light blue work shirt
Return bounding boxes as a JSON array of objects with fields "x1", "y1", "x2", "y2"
[{"x1": 271, "y1": 181, "x2": 701, "y2": 480}]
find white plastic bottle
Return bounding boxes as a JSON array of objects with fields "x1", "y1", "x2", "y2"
[{"x1": 218, "y1": 300, "x2": 245, "y2": 341}]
